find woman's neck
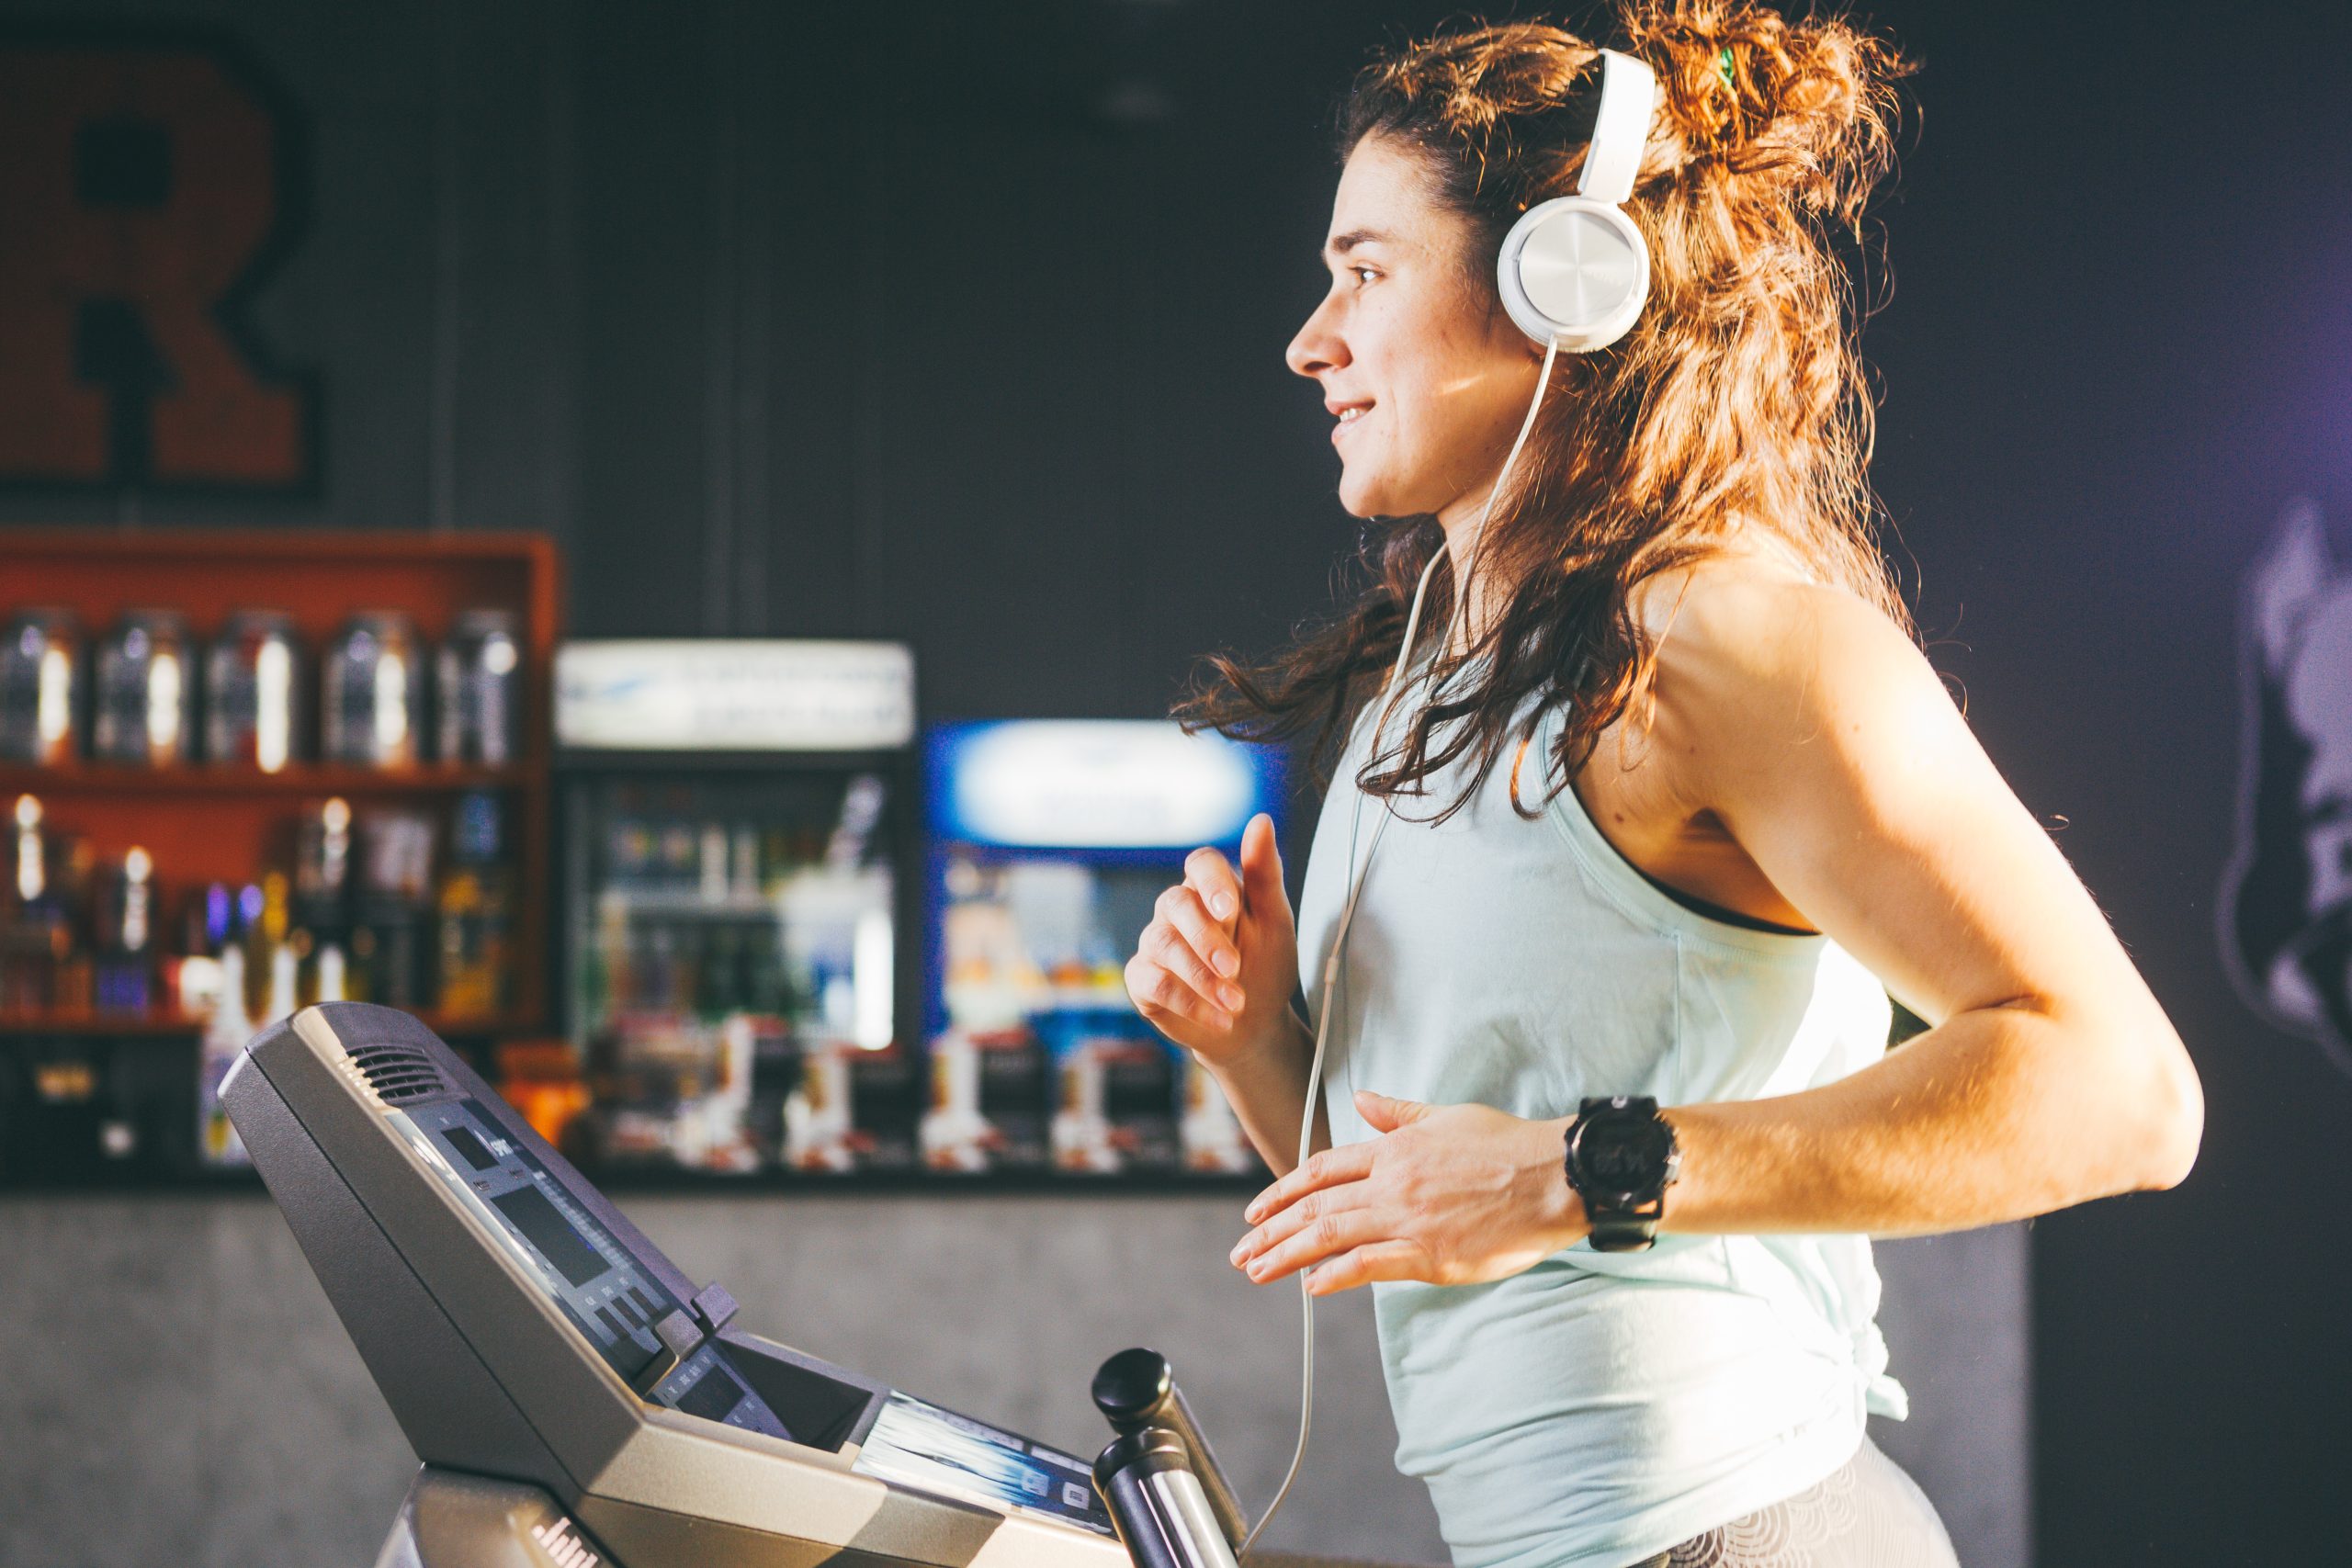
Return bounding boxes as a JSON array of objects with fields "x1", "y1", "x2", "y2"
[{"x1": 1431, "y1": 502, "x2": 1498, "y2": 657}]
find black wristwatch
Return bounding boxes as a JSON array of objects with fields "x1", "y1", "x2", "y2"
[{"x1": 1563, "y1": 1096, "x2": 1681, "y2": 1253}]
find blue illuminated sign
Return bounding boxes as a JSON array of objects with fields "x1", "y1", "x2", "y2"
[{"x1": 926, "y1": 721, "x2": 1282, "y2": 851}]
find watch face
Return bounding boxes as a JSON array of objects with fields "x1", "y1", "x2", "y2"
[{"x1": 1578, "y1": 1117, "x2": 1672, "y2": 1204}]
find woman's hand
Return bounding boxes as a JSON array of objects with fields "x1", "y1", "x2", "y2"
[
  {"x1": 1229, "y1": 1090, "x2": 1589, "y2": 1295},
  {"x1": 1125, "y1": 812, "x2": 1299, "y2": 1069}
]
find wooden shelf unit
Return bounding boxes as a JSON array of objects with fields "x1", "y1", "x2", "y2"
[
  {"x1": 0, "y1": 763, "x2": 534, "y2": 796},
  {"x1": 0, "y1": 528, "x2": 560, "y2": 1034},
  {"x1": 0, "y1": 1008, "x2": 535, "y2": 1039}
]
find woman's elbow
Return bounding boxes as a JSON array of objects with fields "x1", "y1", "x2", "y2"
[{"x1": 2052, "y1": 1002, "x2": 2203, "y2": 1198}]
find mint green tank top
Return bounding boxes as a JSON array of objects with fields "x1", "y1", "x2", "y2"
[{"x1": 1294, "y1": 689, "x2": 1908, "y2": 1568}]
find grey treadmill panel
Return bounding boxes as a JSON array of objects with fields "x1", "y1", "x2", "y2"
[
  {"x1": 229, "y1": 1003, "x2": 1125, "y2": 1568},
  {"x1": 227, "y1": 1027, "x2": 572, "y2": 1490},
  {"x1": 242, "y1": 1010, "x2": 649, "y2": 1469}
]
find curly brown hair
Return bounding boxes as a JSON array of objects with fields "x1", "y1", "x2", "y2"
[{"x1": 1178, "y1": 2, "x2": 1916, "y2": 820}]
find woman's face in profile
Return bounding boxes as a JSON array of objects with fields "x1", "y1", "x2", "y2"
[{"x1": 1286, "y1": 133, "x2": 1540, "y2": 527}]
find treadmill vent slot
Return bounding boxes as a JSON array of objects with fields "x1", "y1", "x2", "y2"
[{"x1": 345, "y1": 1043, "x2": 457, "y2": 1106}]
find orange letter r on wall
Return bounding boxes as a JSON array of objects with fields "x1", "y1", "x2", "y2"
[{"x1": 0, "y1": 38, "x2": 312, "y2": 490}]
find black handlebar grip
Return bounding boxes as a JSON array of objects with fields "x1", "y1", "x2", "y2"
[
  {"x1": 1094, "y1": 1427, "x2": 1242, "y2": 1568},
  {"x1": 1091, "y1": 1348, "x2": 1249, "y2": 1551}
]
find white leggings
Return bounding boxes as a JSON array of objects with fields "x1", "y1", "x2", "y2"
[{"x1": 1630, "y1": 1436, "x2": 1962, "y2": 1567}]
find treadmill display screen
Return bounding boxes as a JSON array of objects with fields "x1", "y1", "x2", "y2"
[
  {"x1": 442, "y1": 1123, "x2": 502, "y2": 1172},
  {"x1": 854, "y1": 1393, "x2": 1114, "y2": 1536},
  {"x1": 387, "y1": 1096, "x2": 791, "y2": 1442},
  {"x1": 676, "y1": 1366, "x2": 748, "y2": 1424},
  {"x1": 490, "y1": 1185, "x2": 607, "y2": 1288}
]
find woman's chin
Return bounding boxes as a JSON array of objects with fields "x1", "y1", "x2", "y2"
[
  {"x1": 1335, "y1": 471, "x2": 1395, "y2": 520},
  {"x1": 1337, "y1": 480, "x2": 1432, "y2": 524}
]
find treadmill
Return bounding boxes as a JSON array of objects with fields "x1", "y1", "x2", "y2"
[{"x1": 224, "y1": 1001, "x2": 1133, "y2": 1567}]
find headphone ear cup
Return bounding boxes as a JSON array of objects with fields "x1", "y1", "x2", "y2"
[{"x1": 1496, "y1": 196, "x2": 1651, "y2": 353}]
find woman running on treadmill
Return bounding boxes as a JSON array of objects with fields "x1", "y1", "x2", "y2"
[{"x1": 1125, "y1": 5, "x2": 2203, "y2": 1564}]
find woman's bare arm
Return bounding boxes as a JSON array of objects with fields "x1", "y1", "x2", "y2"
[{"x1": 1635, "y1": 570, "x2": 2202, "y2": 1234}]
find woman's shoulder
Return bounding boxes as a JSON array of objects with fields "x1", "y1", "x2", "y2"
[
  {"x1": 1632, "y1": 539, "x2": 1917, "y2": 691},
  {"x1": 1602, "y1": 539, "x2": 1941, "y2": 795}
]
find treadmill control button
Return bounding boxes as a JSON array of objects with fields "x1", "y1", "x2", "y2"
[
  {"x1": 1019, "y1": 1469, "x2": 1049, "y2": 1497},
  {"x1": 691, "y1": 1283, "x2": 740, "y2": 1334},
  {"x1": 629, "y1": 1340, "x2": 684, "y2": 1397},
  {"x1": 1063, "y1": 1482, "x2": 1092, "y2": 1510},
  {"x1": 652, "y1": 1308, "x2": 703, "y2": 1359}
]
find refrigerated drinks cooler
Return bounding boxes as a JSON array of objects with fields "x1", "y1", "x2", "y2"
[
  {"x1": 554, "y1": 641, "x2": 921, "y2": 1175},
  {"x1": 921, "y1": 720, "x2": 1284, "y2": 1176}
]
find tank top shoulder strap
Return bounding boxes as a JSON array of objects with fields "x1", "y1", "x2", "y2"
[{"x1": 1510, "y1": 702, "x2": 1826, "y2": 953}]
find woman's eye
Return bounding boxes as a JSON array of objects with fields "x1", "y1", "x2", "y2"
[{"x1": 1352, "y1": 265, "x2": 1379, "y2": 284}]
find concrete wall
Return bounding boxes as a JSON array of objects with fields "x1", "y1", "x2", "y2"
[{"x1": 0, "y1": 1192, "x2": 2027, "y2": 1568}]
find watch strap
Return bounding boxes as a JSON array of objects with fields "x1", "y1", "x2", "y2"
[{"x1": 1586, "y1": 1197, "x2": 1668, "y2": 1253}]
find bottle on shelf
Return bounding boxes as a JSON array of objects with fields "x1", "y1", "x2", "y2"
[
  {"x1": 0, "y1": 610, "x2": 79, "y2": 766},
  {"x1": 783, "y1": 1037, "x2": 856, "y2": 1172},
  {"x1": 173, "y1": 881, "x2": 232, "y2": 1020},
  {"x1": 356, "y1": 807, "x2": 435, "y2": 1009},
  {"x1": 47, "y1": 832, "x2": 96, "y2": 1016},
  {"x1": 436, "y1": 609, "x2": 522, "y2": 767},
  {"x1": 262, "y1": 870, "x2": 300, "y2": 1026},
  {"x1": 921, "y1": 1029, "x2": 993, "y2": 1173},
  {"x1": 0, "y1": 794, "x2": 83, "y2": 1017},
  {"x1": 237, "y1": 878, "x2": 277, "y2": 1019},
  {"x1": 91, "y1": 611, "x2": 192, "y2": 767},
  {"x1": 435, "y1": 790, "x2": 513, "y2": 1021},
  {"x1": 314, "y1": 942, "x2": 348, "y2": 1004},
  {"x1": 92, "y1": 846, "x2": 156, "y2": 1015},
  {"x1": 698, "y1": 822, "x2": 729, "y2": 903},
  {"x1": 657, "y1": 818, "x2": 696, "y2": 894},
  {"x1": 198, "y1": 945, "x2": 253, "y2": 1168},
  {"x1": 294, "y1": 797, "x2": 354, "y2": 1009},
  {"x1": 729, "y1": 825, "x2": 759, "y2": 900},
  {"x1": 206, "y1": 610, "x2": 302, "y2": 773},
  {"x1": 322, "y1": 612, "x2": 426, "y2": 770}
]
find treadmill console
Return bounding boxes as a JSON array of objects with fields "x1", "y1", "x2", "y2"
[
  {"x1": 223, "y1": 1003, "x2": 1121, "y2": 1567},
  {"x1": 393, "y1": 1096, "x2": 788, "y2": 1440}
]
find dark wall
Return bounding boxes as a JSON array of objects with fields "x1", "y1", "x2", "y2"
[
  {"x1": 1853, "y1": 8, "x2": 2352, "y2": 1562},
  {"x1": 3, "y1": 0, "x2": 2346, "y2": 1560}
]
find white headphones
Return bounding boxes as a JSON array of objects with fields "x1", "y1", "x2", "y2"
[{"x1": 1495, "y1": 49, "x2": 1659, "y2": 352}]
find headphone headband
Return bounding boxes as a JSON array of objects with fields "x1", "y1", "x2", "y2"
[
  {"x1": 1576, "y1": 51, "x2": 1657, "y2": 206},
  {"x1": 1494, "y1": 47, "x2": 1658, "y2": 352}
]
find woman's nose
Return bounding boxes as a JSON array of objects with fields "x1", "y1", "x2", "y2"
[{"x1": 1285, "y1": 298, "x2": 1349, "y2": 379}]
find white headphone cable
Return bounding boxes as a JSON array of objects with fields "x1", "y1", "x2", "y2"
[{"x1": 1241, "y1": 333, "x2": 1559, "y2": 1556}]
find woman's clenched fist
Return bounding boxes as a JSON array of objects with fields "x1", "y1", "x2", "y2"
[{"x1": 1125, "y1": 812, "x2": 1299, "y2": 1068}]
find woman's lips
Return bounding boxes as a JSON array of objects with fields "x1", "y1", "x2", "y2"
[{"x1": 1331, "y1": 404, "x2": 1374, "y2": 445}]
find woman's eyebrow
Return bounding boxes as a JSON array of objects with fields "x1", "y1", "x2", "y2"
[{"x1": 1322, "y1": 228, "x2": 1396, "y2": 261}]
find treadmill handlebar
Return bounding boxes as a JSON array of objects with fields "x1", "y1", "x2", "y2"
[
  {"x1": 1094, "y1": 1428, "x2": 1241, "y2": 1568},
  {"x1": 1091, "y1": 1349, "x2": 1247, "y2": 1552}
]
